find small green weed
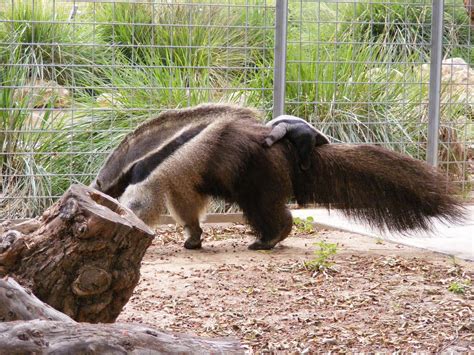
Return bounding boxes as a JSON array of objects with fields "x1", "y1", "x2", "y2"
[
  {"x1": 293, "y1": 216, "x2": 315, "y2": 234},
  {"x1": 448, "y1": 280, "x2": 471, "y2": 295},
  {"x1": 304, "y1": 241, "x2": 338, "y2": 271}
]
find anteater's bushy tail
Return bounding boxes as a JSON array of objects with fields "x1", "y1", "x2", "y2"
[{"x1": 295, "y1": 144, "x2": 465, "y2": 232}]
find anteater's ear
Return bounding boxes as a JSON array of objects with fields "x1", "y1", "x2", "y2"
[
  {"x1": 314, "y1": 129, "x2": 330, "y2": 146},
  {"x1": 90, "y1": 179, "x2": 100, "y2": 190}
]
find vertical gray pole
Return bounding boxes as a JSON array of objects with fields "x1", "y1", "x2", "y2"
[
  {"x1": 426, "y1": 0, "x2": 444, "y2": 167},
  {"x1": 273, "y1": 0, "x2": 288, "y2": 118}
]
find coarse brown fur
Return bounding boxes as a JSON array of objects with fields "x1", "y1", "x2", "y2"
[{"x1": 93, "y1": 104, "x2": 465, "y2": 250}]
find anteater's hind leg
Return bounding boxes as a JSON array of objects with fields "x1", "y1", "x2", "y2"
[
  {"x1": 241, "y1": 197, "x2": 293, "y2": 250},
  {"x1": 165, "y1": 189, "x2": 208, "y2": 250}
]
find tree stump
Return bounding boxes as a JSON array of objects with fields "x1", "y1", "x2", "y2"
[
  {"x1": 0, "y1": 184, "x2": 155, "y2": 323},
  {"x1": 0, "y1": 277, "x2": 244, "y2": 353}
]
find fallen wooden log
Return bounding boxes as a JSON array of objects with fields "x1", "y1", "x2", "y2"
[
  {"x1": 0, "y1": 277, "x2": 73, "y2": 322},
  {"x1": 0, "y1": 184, "x2": 155, "y2": 323},
  {"x1": 0, "y1": 277, "x2": 244, "y2": 354},
  {"x1": 0, "y1": 320, "x2": 245, "y2": 354}
]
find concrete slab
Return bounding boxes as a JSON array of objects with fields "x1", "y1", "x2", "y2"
[{"x1": 292, "y1": 206, "x2": 474, "y2": 261}]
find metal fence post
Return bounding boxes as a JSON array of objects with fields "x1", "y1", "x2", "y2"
[
  {"x1": 273, "y1": 0, "x2": 288, "y2": 118},
  {"x1": 426, "y1": 0, "x2": 444, "y2": 167}
]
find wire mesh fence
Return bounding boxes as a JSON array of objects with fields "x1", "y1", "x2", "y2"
[
  {"x1": 0, "y1": 0, "x2": 473, "y2": 219},
  {"x1": 0, "y1": 0, "x2": 275, "y2": 218},
  {"x1": 284, "y1": 0, "x2": 473, "y2": 199}
]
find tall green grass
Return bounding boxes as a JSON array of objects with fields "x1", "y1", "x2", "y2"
[
  {"x1": 0, "y1": 0, "x2": 275, "y2": 216},
  {"x1": 0, "y1": 0, "x2": 110, "y2": 87},
  {"x1": 0, "y1": 0, "x2": 108, "y2": 216},
  {"x1": 95, "y1": 2, "x2": 272, "y2": 89},
  {"x1": 0, "y1": 51, "x2": 71, "y2": 216},
  {"x1": 337, "y1": 0, "x2": 470, "y2": 61}
]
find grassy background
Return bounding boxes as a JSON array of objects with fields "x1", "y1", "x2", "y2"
[{"x1": 0, "y1": 0, "x2": 472, "y2": 217}]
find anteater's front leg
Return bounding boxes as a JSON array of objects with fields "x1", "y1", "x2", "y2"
[
  {"x1": 165, "y1": 187, "x2": 208, "y2": 250},
  {"x1": 119, "y1": 184, "x2": 166, "y2": 227}
]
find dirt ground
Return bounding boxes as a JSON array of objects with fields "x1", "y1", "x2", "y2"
[{"x1": 118, "y1": 224, "x2": 473, "y2": 353}]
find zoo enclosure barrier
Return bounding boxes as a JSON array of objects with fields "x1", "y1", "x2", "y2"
[{"x1": 0, "y1": 0, "x2": 473, "y2": 219}]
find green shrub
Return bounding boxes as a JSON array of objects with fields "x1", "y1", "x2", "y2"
[
  {"x1": 284, "y1": 0, "x2": 472, "y2": 159},
  {"x1": 285, "y1": 38, "x2": 428, "y2": 156}
]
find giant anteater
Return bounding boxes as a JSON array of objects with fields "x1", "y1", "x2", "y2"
[{"x1": 91, "y1": 104, "x2": 464, "y2": 250}]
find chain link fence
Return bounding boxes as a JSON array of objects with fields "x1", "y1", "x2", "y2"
[{"x1": 1, "y1": 0, "x2": 473, "y2": 219}]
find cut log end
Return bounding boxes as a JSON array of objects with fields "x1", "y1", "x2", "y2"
[{"x1": 0, "y1": 184, "x2": 155, "y2": 323}]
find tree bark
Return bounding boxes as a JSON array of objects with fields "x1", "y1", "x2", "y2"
[
  {"x1": 0, "y1": 184, "x2": 155, "y2": 323},
  {"x1": 0, "y1": 277, "x2": 244, "y2": 354}
]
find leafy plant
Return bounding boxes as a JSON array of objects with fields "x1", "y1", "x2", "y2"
[
  {"x1": 448, "y1": 280, "x2": 471, "y2": 295},
  {"x1": 293, "y1": 216, "x2": 315, "y2": 234},
  {"x1": 304, "y1": 241, "x2": 338, "y2": 271},
  {"x1": 284, "y1": 0, "x2": 473, "y2": 164}
]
